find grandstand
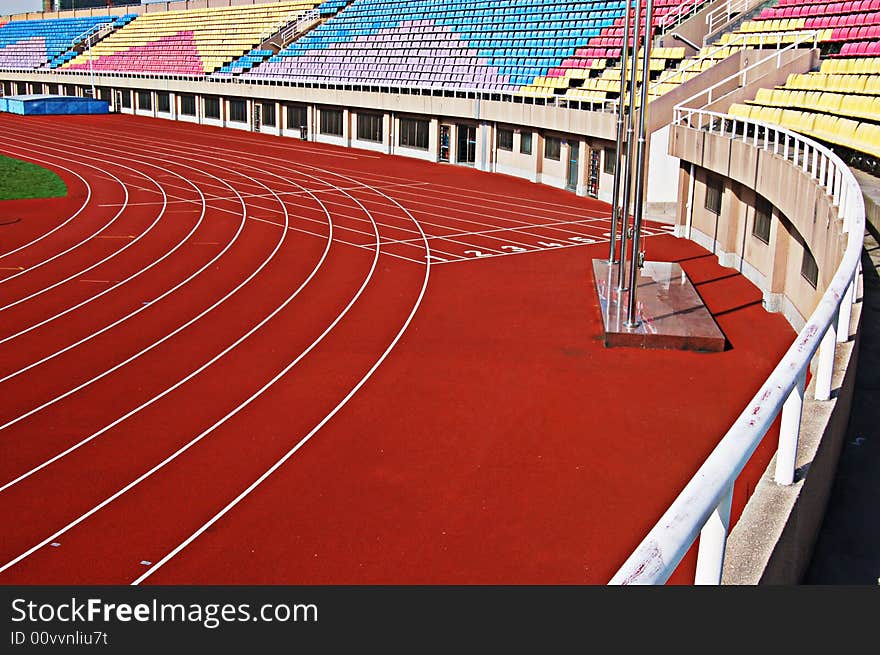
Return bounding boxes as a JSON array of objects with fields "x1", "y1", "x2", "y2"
[
  {"x1": 62, "y1": 2, "x2": 320, "y2": 75},
  {"x1": 0, "y1": 15, "x2": 121, "y2": 70},
  {"x1": 0, "y1": 0, "x2": 873, "y2": 586}
]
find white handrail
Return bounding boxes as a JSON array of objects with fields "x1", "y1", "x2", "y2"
[
  {"x1": 658, "y1": 0, "x2": 710, "y2": 29},
  {"x1": 706, "y1": 0, "x2": 753, "y2": 35},
  {"x1": 603, "y1": 29, "x2": 820, "y2": 113},
  {"x1": 672, "y1": 29, "x2": 821, "y2": 110},
  {"x1": 279, "y1": 8, "x2": 320, "y2": 46},
  {"x1": 609, "y1": 107, "x2": 864, "y2": 584}
]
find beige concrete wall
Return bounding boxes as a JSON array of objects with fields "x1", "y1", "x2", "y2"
[
  {"x1": 672, "y1": 121, "x2": 864, "y2": 584},
  {"x1": 724, "y1": 287, "x2": 861, "y2": 584},
  {"x1": 672, "y1": 125, "x2": 847, "y2": 329}
]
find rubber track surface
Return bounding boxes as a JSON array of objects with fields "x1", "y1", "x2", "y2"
[{"x1": 0, "y1": 114, "x2": 795, "y2": 584}]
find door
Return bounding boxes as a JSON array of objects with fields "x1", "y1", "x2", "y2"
[
  {"x1": 567, "y1": 141, "x2": 580, "y2": 191},
  {"x1": 456, "y1": 124, "x2": 476, "y2": 164},
  {"x1": 253, "y1": 103, "x2": 261, "y2": 132},
  {"x1": 439, "y1": 125, "x2": 450, "y2": 163},
  {"x1": 588, "y1": 149, "x2": 601, "y2": 198}
]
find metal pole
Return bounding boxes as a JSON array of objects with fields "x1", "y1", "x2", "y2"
[
  {"x1": 607, "y1": 0, "x2": 632, "y2": 264},
  {"x1": 625, "y1": 0, "x2": 654, "y2": 328},
  {"x1": 88, "y1": 31, "x2": 95, "y2": 99},
  {"x1": 617, "y1": 0, "x2": 642, "y2": 291}
]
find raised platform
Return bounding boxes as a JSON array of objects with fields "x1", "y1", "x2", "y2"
[
  {"x1": 592, "y1": 259, "x2": 726, "y2": 352},
  {"x1": 0, "y1": 94, "x2": 109, "y2": 116}
]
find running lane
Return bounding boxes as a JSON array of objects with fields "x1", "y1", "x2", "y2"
[{"x1": 0, "y1": 114, "x2": 796, "y2": 585}]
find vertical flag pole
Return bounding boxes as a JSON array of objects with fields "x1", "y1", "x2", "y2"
[
  {"x1": 607, "y1": 0, "x2": 633, "y2": 265},
  {"x1": 617, "y1": 0, "x2": 643, "y2": 292},
  {"x1": 625, "y1": 0, "x2": 655, "y2": 328}
]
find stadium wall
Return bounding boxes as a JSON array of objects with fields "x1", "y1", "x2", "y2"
[
  {"x1": 0, "y1": 48, "x2": 818, "y2": 209},
  {"x1": 670, "y1": 125, "x2": 864, "y2": 584}
]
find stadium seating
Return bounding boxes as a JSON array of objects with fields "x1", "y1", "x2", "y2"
[
  {"x1": 712, "y1": 2, "x2": 880, "y2": 163},
  {"x1": 540, "y1": 0, "x2": 705, "y2": 78},
  {"x1": 728, "y1": 54, "x2": 880, "y2": 160},
  {"x1": 243, "y1": 0, "x2": 652, "y2": 91},
  {"x1": 0, "y1": 16, "x2": 118, "y2": 70},
  {"x1": 63, "y1": 2, "x2": 319, "y2": 76}
]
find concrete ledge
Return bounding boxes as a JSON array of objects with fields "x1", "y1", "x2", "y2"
[
  {"x1": 723, "y1": 174, "x2": 879, "y2": 584},
  {"x1": 723, "y1": 291, "x2": 862, "y2": 583}
]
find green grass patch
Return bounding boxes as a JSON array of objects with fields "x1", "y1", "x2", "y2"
[{"x1": 0, "y1": 154, "x2": 67, "y2": 200}]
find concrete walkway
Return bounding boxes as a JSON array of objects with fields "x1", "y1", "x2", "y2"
[{"x1": 803, "y1": 170, "x2": 880, "y2": 585}]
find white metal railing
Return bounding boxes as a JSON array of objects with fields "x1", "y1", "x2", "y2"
[
  {"x1": 672, "y1": 30, "x2": 821, "y2": 110},
  {"x1": 658, "y1": 0, "x2": 712, "y2": 30},
  {"x1": 72, "y1": 20, "x2": 114, "y2": 51},
  {"x1": 603, "y1": 29, "x2": 820, "y2": 113},
  {"x1": 609, "y1": 106, "x2": 864, "y2": 584},
  {"x1": 706, "y1": 0, "x2": 754, "y2": 35},
  {"x1": 274, "y1": 9, "x2": 320, "y2": 47}
]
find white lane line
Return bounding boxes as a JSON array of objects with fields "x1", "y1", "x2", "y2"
[
  {"x1": 326, "y1": 165, "x2": 613, "y2": 216},
  {"x1": 115, "y1": 135, "x2": 594, "y2": 253},
  {"x1": 96, "y1": 181, "x2": 433, "y2": 207},
  {"x1": 248, "y1": 216, "x2": 425, "y2": 266},
  {"x1": 0, "y1": 157, "x2": 92, "y2": 262},
  {"x1": 0, "y1": 150, "x2": 347, "y2": 490},
  {"x1": 50, "y1": 124, "x2": 528, "y2": 258},
  {"x1": 428, "y1": 230, "x2": 671, "y2": 265},
  {"x1": 374, "y1": 216, "x2": 611, "y2": 246},
  {"x1": 350, "y1": 177, "x2": 615, "y2": 231},
  {"x1": 0, "y1": 167, "x2": 246, "y2": 402},
  {"x1": 44, "y1": 121, "x2": 462, "y2": 264},
  {"x1": 92, "y1": 135, "x2": 524, "y2": 257},
  {"x1": 0, "y1": 160, "x2": 371, "y2": 577},
  {"x1": 0, "y1": 139, "x2": 167, "y2": 313},
  {"x1": 0, "y1": 186, "x2": 195, "y2": 348},
  {"x1": 0, "y1": 142, "x2": 129, "y2": 287},
  {"x1": 131, "y1": 167, "x2": 431, "y2": 586}
]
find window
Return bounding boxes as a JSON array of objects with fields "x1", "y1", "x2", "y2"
[
  {"x1": 137, "y1": 91, "x2": 152, "y2": 111},
  {"x1": 604, "y1": 147, "x2": 616, "y2": 175},
  {"x1": 179, "y1": 94, "x2": 196, "y2": 116},
  {"x1": 47, "y1": 83, "x2": 59, "y2": 96},
  {"x1": 228, "y1": 99, "x2": 247, "y2": 123},
  {"x1": 520, "y1": 132, "x2": 533, "y2": 155},
  {"x1": 752, "y1": 196, "x2": 772, "y2": 244},
  {"x1": 204, "y1": 97, "x2": 221, "y2": 120},
  {"x1": 157, "y1": 92, "x2": 170, "y2": 113},
  {"x1": 399, "y1": 118, "x2": 429, "y2": 150},
  {"x1": 801, "y1": 247, "x2": 818, "y2": 288},
  {"x1": 357, "y1": 113, "x2": 383, "y2": 142},
  {"x1": 64, "y1": 84, "x2": 75, "y2": 96},
  {"x1": 287, "y1": 104, "x2": 307, "y2": 130},
  {"x1": 119, "y1": 90, "x2": 131, "y2": 109},
  {"x1": 98, "y1": 88, "x2": 111, "y2": 102},
  {"x1": 261, "y1": 102, "x2": 276, "y2": 127},
  {"x1": 497, "y1": 128, "x2": 513, "y2": 151},
  {"x1": 320, "y1": 108, "x2": 343, "y2": 136},
  {"x1": 545, "y1": 136, "x2": 561, "y2": 161},
  {"x1": 705, "y1": 175, "x2": 722, "y2": 215}
]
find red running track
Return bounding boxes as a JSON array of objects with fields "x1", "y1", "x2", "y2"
[{"x1": 0, "y1": 113, "x2": 795, "y2": 585}]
